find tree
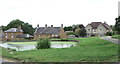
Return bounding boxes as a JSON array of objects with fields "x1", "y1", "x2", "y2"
[
  {"x1": 22, "y1": 23, "x2": 35, "y2": 35},
  {"x1": 75, "y1": 28, "x2": 87, "y2": 37},
  {"x1": 64, "y1": 26, "x2": 73, "y2": 31},
  {"x1": 79, "y1": 28, "x2": 87, "y2": 37},
  {"x1": 2, "y1": 19, "x2": 35, "y2": 35},
  {"x1": 115, "y1": 16, "x2": 120, "y2": 34},
  {"x1": 6, "y1": 19, "x2": 24, "y2": 30}
]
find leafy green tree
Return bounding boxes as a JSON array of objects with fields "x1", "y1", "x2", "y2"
[
  {"x1": 79, "y1": 28, "x2": 87, "y2": 37},
  {"x1": 75, "y1": 28, "x2": 86, "y2": 37},
  {"x1": 2, "y1": 19, "x2": 35, "y2": 35},
  {"x1": 0, "y1": 25, "x2": 7, "y2": 31},
  {"x1": 6, "y1": 19, "x2": 24, "y2": 30},
  {"x1": 22, "y1": 23, "x2": 35, "y2": 35},
  {"x1": 64, "y1": 26, "x2": 73, "y2": 31},
  {"x1": 115, "y1": 16, "x2": 120, "y2": 34}
]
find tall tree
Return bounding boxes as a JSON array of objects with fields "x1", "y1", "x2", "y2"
[
  {"x1": 6, "y1": 19, "x2": 24, "y2": 30},
  {"x1": 115, "y1": 16, "x2": 120, "y2": 34},
  {"x1": 22, "y1": 23, "x2": 35, "y2": 35},
  {"x1": 2, "y1": 19, "x2": 35, "y2": 35}
]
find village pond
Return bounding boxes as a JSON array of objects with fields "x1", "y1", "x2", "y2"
[{"x1": 0, "y1": 41, "x2": 77, "y2": 51}]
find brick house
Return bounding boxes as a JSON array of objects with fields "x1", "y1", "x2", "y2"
[
  {"x1": 34, "y1": 24, "x2": 67, "y2": 40},
  {"x1": 4, "y1": 26, "x2": 24, "y2": 41},
  {"x1": 85, "y1": 22, "x2": 112, "y2": 36}
]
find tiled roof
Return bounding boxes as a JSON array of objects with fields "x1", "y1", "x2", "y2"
[
  {"x1": 89, "y1": 22, "x2": 111, "y2": 29},
  {"x1": 16, "y1": 34, "x2": 33, "y2": 38},
  {"x1": 34, "y1": 27, "x2": 61, "y2": 34},
  {"x1": 4, "y1": 28, "x2": 23, "y2": 32}
]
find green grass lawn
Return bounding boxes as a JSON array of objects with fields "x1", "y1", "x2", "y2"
[
  {"x1": 112, "y1": 35, "x2": 120, "y2": 39},
  {"x1": 0, "y1": 37, "x2": 119, "y2": 62}
]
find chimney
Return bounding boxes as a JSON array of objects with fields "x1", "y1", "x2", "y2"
[
  {"x1": 18, "y1": 25, "x2": 21, "y2": 29},
  {"x1": 51, "y1": 25, "x2": 53, "y2": 27},
  {"x1": 61, "y1": 24, "x2": 63, "y2": 28},
  {"x1": 45, "y1": 24, "x2": 47, "y2": 27},
  {"x1": 37, "y1": 24, "x2": 39, "y2": 28}
]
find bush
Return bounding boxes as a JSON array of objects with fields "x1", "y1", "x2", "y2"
[
  {"x1": 36, "y1": 38, "x2": 51, "y2": 49},
  {"x1": 106, "y1": 32, "x2": 113, "y2": 36}
]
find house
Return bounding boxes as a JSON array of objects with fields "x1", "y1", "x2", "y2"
[
  {"x1": 4, "y1": 26, "x2": 23, "y2": 41},
  {"x1": 34, "y1": 24, "x2": 67, "y2": 40},
  {"x1": 85, "y1": 22, "x2": 112, "y2": 36},
  {"x1": 0, "y1": 30, "x2": 4, "y2": 41}
]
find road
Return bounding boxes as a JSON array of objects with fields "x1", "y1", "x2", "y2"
[{"x1": 100, "y1": 36, "x2": 119, "y2": 44}]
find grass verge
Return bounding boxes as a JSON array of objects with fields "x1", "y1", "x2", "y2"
[{"x1": 0, "y1": 37, "x2": 119, "y2": 62}]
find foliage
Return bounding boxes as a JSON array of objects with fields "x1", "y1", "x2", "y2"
[
  {"x1": 6, "y1": 19, "x2": 24, "y2": 30},
  {"x1": 112, "y1": 35, "x2": 120, "y2": 39},
  {"x1": 106, "y1": 32, "x2": 113, "y2": 36},
  {"x1": 1, "y1": 19, "x2": 35, "y2": 35},
  {"x1": 75, "y1": 28, "x2": 87, "y2": 37},
  {"x1": 115, "y1": 16, "x2": 120, "y2": 34},
  {"x1": 79, "y1": 28, "x2": 87, "y2": 37},
  {"x1": 64, "y1": 26, "x2": 73, "y2": 31},
  {"x1": 66, "y1": 32, "x2": 75, "y2": 35},
  {"x1": 22, "y1": 23, "x2": 35, "y2": 35},
  {"x1": 36, "y1": 38, "x2": 51, "y2": 49},
  {"x1": 75, "y1": 28, "x2": 80, "y2": 36},
  {"x1": 1, "y1": 37, "x2": 118, "y2": 62}
]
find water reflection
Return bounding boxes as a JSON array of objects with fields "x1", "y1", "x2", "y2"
[{"x1": 0, "y1": 43, "x2": 76, "y2": 51}]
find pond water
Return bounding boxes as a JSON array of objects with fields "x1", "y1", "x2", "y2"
[{"x1": 0, "y1": 43, "x2": 76, "y2": 51}]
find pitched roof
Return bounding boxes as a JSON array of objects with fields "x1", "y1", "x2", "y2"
[
  {"x1": 16, "y1": 34, "x2": 33, "y2": 38},
  {"x1": 34, "y1": 27, "x2": 61, "y2": 34},
  {"x1": 88, "y1": 22, "x2": 111, "y2": 29},
  {"x1": 4, "y1": 28, "x2": 23, "y2": 32}
]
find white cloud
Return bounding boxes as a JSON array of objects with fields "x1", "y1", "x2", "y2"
[{"x1": 0, "y1": 0, "x2": 119, "y2": 28}]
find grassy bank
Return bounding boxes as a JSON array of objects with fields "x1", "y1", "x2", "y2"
[
  {"x1": 112, "y1": 35, "x2": 120, "y2": 39},
  {"x1": 0, "y1": 37, "x2": 118, "y2": 62}
]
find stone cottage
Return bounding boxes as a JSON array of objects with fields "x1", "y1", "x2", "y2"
[{"x1": 34, "y1": 24, "x2": 67, "y2": 40}]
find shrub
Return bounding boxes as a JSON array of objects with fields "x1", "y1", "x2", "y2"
[
  {"x1": 36, "y1": 38, "x2": 51, "y2": 49},
  {"x1": 106, "y1": 32, "x2": 113, "y2": 36}
]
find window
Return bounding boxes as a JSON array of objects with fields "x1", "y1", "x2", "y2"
[
  {"x1": 100, "y1": 29, "x2": 102, "y2": 31},
  {"x1": 52, "y1": 34, "x2": 54, "y2": 37},
  {"x1": 5, "y1": 36, "x2": 8, "y2": 38},
  {"x1": 11, "y1": 36, "x2": 14, "y2": 38},
  {"x1": 94, "y1": 29, "x2": 96, "y2": 32}
]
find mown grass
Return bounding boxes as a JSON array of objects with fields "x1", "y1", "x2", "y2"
[
  {"x1": 0, "y1": 37, "x2": 119, "y2": 62},
  {"x1": 112, "y1": 35, "x2": 120, "y2": 39}
]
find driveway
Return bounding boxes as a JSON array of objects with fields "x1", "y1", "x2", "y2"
[{"x1": 100, "y1": 36, "x2": 119, "y2": 44}]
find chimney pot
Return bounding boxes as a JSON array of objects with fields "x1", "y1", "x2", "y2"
[
  {"x1": 45, "y1": 24, "x2": 47, "y2": 27},
  {"x1": 37, "y1": 24, "x2": 39, "y2": 28},
  {"x1": 51, "y1": 25, "x2": 53, "y2": 27}
]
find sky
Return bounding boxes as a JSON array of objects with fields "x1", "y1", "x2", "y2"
[{"x1": 0, "y1": 0, "x2": 119, "y2": 28}]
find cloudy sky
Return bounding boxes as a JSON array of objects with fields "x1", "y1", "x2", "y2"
[{"x1": 0, "y1": 0, "x2": 119, "y2": 28}]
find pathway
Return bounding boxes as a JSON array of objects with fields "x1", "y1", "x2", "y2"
[{"x1": 100, "y1": 36, "x2": 119, "y2": 44}]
